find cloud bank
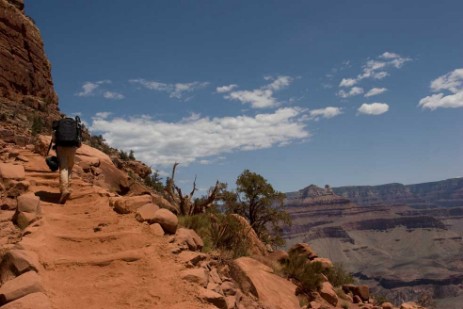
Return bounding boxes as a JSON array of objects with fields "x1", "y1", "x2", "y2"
[
  {"x1": 419, "y1": 68, "x2": 463, "y2": 110},
  {"x1": 90, "y1": 107, "x2": 309, "y2": 166}
]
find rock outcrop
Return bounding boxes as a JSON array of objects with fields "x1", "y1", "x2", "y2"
[{"x1": 0, "y1": 0, "x2": 58, "y2": 107}]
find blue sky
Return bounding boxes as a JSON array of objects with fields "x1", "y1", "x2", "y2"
[{"x1": 27, "y1": 1, "x2": 463, "y2": 193}]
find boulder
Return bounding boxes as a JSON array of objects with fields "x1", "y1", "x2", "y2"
[
  {"x1": 135, "y1": 203, "x2": 160, "y2": 223},
  {"x1": 199, "y1": 288, "x2": 227, "y2": 309},
  {"x1": 152, "y1": 209, "x2": 178, "y2": 234},
  {"x1": 15, "y1": 212, "x2": 38, "y2": 230},
  {"x1": 149, "y1": 223, "x2": 165, "y2": 237},
  {"x1": 17, "y1": 193, "x2": 40, "y2": 213},
  {"x1": 0, "y1": 249, "x2": 41, "y2": 284},
  {"x1": 174, "y1": 228, "x2": 204, "y2": 251},
  {"x1": 113, "y1": 195, "x2": 153, "y2": 214},
  {"x1": 0, "y1": 271, "x2": 45, "y2": 305},
  {"x1": 343, "y1": 284, "x2": 370, "y2": 302},
  {"x1": 151, "y1": 194, "x2": 179, "y2": 214},
  {"x1": 319, "y1": 281, "x2": 338, "y2": 306},
  {"x1": 230, "y1": 257, "x2": 300, "y2": 309},
  {"x1": 288, "y1": 243, "x2": 318, "y2": 260},
  {"x1": 180, "y1": 268, "x2": 209, "y2": 288},
  {"x1": 229, "y1": 214, "x2": 268, "y2": 256},
  {"x1": 0, "y1": 292, "x2": 51, "y2": 309},
  {"x1": 0, "y1": 163, "x2": 25, "y2": 180}
]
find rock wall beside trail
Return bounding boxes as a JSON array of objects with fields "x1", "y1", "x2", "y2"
[{"x1": 0, "y1": 0, "x2": 58, "y2": 107}]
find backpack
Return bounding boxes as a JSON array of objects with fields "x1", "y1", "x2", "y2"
[{"x1": 52, "y1": 116, "x2": 82, "y2": 147}]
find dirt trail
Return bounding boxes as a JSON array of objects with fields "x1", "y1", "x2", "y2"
[{"x1": 15, "y1": 148, "x2": 213, "y2": 309}]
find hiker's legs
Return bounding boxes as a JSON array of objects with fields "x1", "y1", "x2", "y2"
[{"x1": 57, "y1": 146, "x2": 76, "y2": 195}]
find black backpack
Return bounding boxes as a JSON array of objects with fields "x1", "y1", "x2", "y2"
[{"x1": 52, "y1": 116, "x2": 82, "y2": 147}]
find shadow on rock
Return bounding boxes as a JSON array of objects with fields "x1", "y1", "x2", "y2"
[{"x1": 35, "y1": 191, "x2": 61, "y2": 204}]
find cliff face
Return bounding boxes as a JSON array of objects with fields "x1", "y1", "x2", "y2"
[
  {"x1": 0, "y1": 0, "x2": 58, "y2": 106},
  {"x1": 0, "y1": 0, "x2": 61, "y2": 142},
  {"x1": 283, "y1": 181, "x2": 463, "y2": 306},
  {"x1": 333, "y1": 178, "x2": 463, "y2": 208}
]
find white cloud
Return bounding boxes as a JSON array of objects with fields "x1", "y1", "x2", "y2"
[
  {"x1": 430, "y1": 68, "x2": 463, "y2": 93},
  {"x1": 103, "y1": 91, "x2": 125, "y2": 100},
  {"x1": 309, "y1": 107, "x2": 342, "y2": 120},
  {"x1": 338, "y1": 52, "x2": 411, "y2": 88},
  {"x1": 216, "y1": 84, "x2": 238, "y2": 93},
  {"x1": 338, "y1": 87, "x2": 364, "y2": 98},
  {"x1": 339, "y1": 78, "x2": 357, "y2": 87},
  {"x1": 358, "y1": 103, "x2": 389, "y2": 115},
  {"x1": 76, "y1": 80, "x2": 111, "y2": 97},
  {"x1": 419, "y1": 68, "x2": 463, "y2": 110},
  {"x1": 365, "y1": 87, "x2": 387, "y2": 97},
  {"x1": 418, "y1": 92, "x2": 463, "y2": 110},
  {"x1": 222, "y1": 76, "x2": 293, "y2": 109},
  {"x1": 129, "y1": 79, "x2": 209, "y2": 99},
  {"x1": 90, "y1": 107, "x2": 309, "y2": 167}
]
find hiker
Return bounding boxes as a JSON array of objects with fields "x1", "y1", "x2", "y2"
[{"x1": 51, "y1": 116, "x2": 82, "y2": 204}]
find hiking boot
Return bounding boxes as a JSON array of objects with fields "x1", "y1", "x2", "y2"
[{"x1": 59, "y1": 191, "x2": 71, "y2": 204}]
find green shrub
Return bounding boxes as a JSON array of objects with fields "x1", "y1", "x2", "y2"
[
  {"x1": 324, "y1": 263, "x2": 355, "y2": 287},
  {"x1": 144, "y1": 172, "x2": 164, "y2": 193},
  {"x1": 31, "y1": 115, "x2": 43, "y2": 135},
  {"x1": 282, "y1": 253, "x2": 324, "y2": 292},
  {"x1": 178, "y1": 213, "x2": 249, "y2": 258},
  {"x1": 119, "y1": 150, "x2": 129, "y2": 161}
]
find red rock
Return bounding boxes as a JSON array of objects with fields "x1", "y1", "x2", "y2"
[
  {"x1": 177, "y1": 251, "x2": 207, "y2": 266},
  {"x1": 180, "y1": 268, "x2": 209, "y2": 288},
  {"x1": 15, "y1": 211, "x2": 37, "y2": 229},
  {"x1": 231, "y1": 257, "x2": 300, "y2": 309},
  {"x1": 0, "y1": 1, "x2": 58, "y2": 106},
  {"x1": 0, "y1": 292, "x2": 51, "y2": 309},
  {"x1": 152, "y1": 208, "x2": 178, "y2": 234},
  {"x1": 135, "y1": 203, "x2": 160, "y2": 223},
  {"x1": 319, "y1": 281, "x2": 338, "y2": 306},
  {"x1": 0, "y1": 271, "x2": 45, "y2": 305},
  {"x1": 229, "y1": 214, "x2": 268, "y2": 256},
  {"x1": 174, "y1": 228, "x2": 204, "y2": 251},
  {"x1": 113, "y1": 195, "x2": 153, "y2": 214},
  {"x1": 343, "y1": 284, "x2": 370, "y2": 302},
  {"x1": 0, "y1": 163, "x2": 25, "y2": 180},
  {"x1": 149, "y1": 223, "x2": 165, "y2": 237},
  {"x1": 199, "y1": 288, "x2": 227, "y2": 309},
  {"x1": 17, "y1": 193, "x2": 40, "y2": 213},
  {"x1": 0, "y1": 249, "x2": 41, "y2": 284}
]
